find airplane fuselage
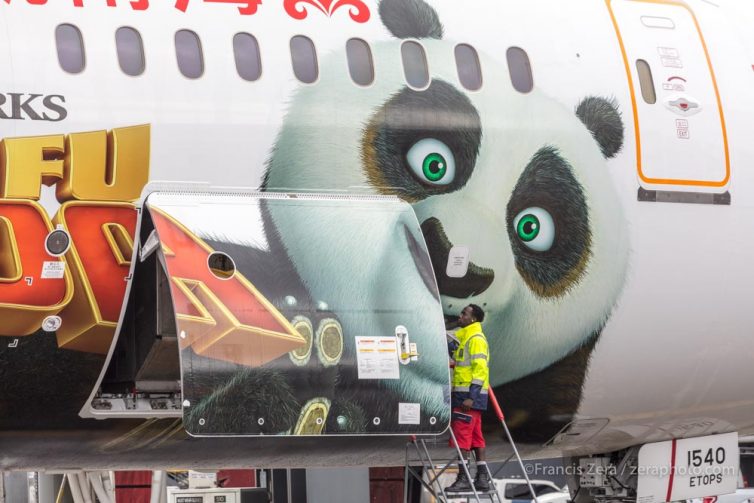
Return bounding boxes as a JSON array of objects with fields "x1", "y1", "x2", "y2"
[{"x1": 0, "y1": 0, "x2": 753, "y2": 471}]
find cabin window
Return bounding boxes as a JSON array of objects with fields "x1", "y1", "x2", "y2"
[
  {"x1": 636, "y1": 59, "x2": 657, "y2": 104},
  {"x1": 401, "y1": 41, "x2": 429, "y2": 89},
  {"x1": 290, "y1": 35, "x2": 318, "y2": 84},
  {"x1": 506, "y1": 47, "x2": 534, "y2": 93},
  {"x1": 175, "y1": 30, "x2": 204, "y2": 79},
  {"x1": 56, "y1": 24, "x2": 85, "y2": 74},
  {"x1": 233, "y1": 33, "x2": 262, "y2": 82},
  {"x1": 116, "y1": 27, "x2": 145, "y2": 76},
  {"x1": 346, "y1": 38, "x2": 374, "y2": 86},
  {"x1": 455, "y1": 44, "x2": 482, "y2": 91}
]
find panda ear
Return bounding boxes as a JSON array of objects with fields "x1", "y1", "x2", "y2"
[
  {"x1": 575, "y1": 97, "x2": 624, "y2": 159},
  {"x1": 378, "y1": 0, "x2": 444, "y2": 39}
]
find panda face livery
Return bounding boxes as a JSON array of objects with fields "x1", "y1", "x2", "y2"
[{"x1": 264, "y1": 0, "x2": 630, "y2": 418}]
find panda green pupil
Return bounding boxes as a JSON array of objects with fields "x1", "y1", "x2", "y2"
[
  {"x1": 517, "y1": 215, "x2": 540, "y2": 242},
  {"x1": 422, "y1": 153, "x2": 447, "y2": 182}
]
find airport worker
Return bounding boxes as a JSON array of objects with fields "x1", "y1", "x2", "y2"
[{"x1": 446, "y1": 304, "x2": 491, "y2": 493}]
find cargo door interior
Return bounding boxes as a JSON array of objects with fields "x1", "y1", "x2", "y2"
[
  {"x1": 88, "y1": 191, "x2": 450, "y2": 437},
  {"x1": 608, "y1": 0, "x2": 730, "y2": 202}
]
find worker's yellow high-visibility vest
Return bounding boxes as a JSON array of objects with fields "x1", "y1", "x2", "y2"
[{"x1": 451, "y1": 322, "x2": 489, "y2": 396}]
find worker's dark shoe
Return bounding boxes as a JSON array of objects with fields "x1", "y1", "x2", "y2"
[
  {"x1": 445, "y1": 472, "x2": 473, "y2": 493},
  {"x1": 474, "y1": 469, "x2": 491, "y2": 492}
]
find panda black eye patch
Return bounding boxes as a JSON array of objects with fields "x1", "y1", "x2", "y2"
[
  {"x1": 506, "y1": 146, "x2": 592, "y2": 298},
  {"x1": 361, "y1": 79, "x2": 481, "y2": 202}
]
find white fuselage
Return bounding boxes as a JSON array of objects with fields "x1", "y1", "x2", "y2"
[{"x1": 1, "y1": 0, "x2": 753, "y2": 466}]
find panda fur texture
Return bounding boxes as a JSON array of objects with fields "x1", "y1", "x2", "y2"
[{"x1": 187, "y1": 0, "x2": 630, "y2": 441}]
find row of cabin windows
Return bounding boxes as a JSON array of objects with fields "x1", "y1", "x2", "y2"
[{"x1": 55, "y1": 24, "x2": 535, "y2": 93}]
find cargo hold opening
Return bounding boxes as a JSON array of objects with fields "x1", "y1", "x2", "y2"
[{"x1": 90, "y1": 208, "x2": 182, "y2": 416}]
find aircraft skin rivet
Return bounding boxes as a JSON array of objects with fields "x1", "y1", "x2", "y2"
[
  {"x1": 183, "y1": 400, "x2": 190, "y2": 407},
  {"x1": 199, "y1": 418, "x2": 205, "y2": 426},
  {"x1": 430, "y1": 416, "x2": 437, "y2": 425},
  {"x1": 285, "y1": 295, "x2": 297, "y2": 306},
  {"x1": 373, "y1": 417, "x2": 381, "y2": 426},
  {"x1": 258, "y1": 418, "x2": 265, "y2": 426},
  {"x1": 180, "y1": 331, "x2": 187, "y2": 339}
]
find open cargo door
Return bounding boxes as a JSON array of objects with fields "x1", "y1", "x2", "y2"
[
  {"x1": 607, "y1": 0, "x2": 731, "y2": 202},
  {"x1": 89, "y1": 190, "x2": 450, "y2": 437}
]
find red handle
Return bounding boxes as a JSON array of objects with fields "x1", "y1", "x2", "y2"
[{"x1": 488, "y1": 387, "x2": 505, "y2": 422}]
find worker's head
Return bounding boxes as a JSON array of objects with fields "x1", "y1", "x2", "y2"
[{"x1": 459, "y1": 304, "x2": 485, "y2": 327}]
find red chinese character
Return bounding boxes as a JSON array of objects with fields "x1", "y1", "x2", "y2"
[
  {"x1": 203, "y1": 0, "x2": 261, "y2": 16},
  {"x1": 71, "y1": 0, "x2": 118, "y2": 5},
  {"x1": 174, "y1": 0, "x2": 188, "y2": 11},
  {"x1": 5, "y1": 0, "x2": 50, "y2": 5},
  {"x1": 70, "y1": 0, "x2": 120, "y2": 6},
  {"x1": 129, "y1": 0, "x2": 147, "y2": 9}
]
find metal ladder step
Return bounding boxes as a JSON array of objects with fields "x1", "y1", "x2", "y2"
[
  {"x1": 404, "y1": 429, "x2": 503, "y2": 503},
  {"x1": 403, "y1": 388, "x2": 540, "y2": 503}
]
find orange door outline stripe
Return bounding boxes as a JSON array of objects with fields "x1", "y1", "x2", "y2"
[{"x1": 606, "y1": 0, "x2": 730, "y2": 188}]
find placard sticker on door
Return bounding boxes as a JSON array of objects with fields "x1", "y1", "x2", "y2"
[
  {"x1": 41, "y1": 261, "x2": 65, "y2": 279},
  {"x1": 676, "y1": 119, "x2": 690, "y2": 139},
  {"x1": 658, "y1": 47, "x2": 680, "y2": 58},
  {"x1": 661, "y1": 56, "x2": 684, "y2": 68},
  {"x1": 355, "y1": 336, "x2": 400, "y2": 380},
  {"x1": 446, "y1": 245, "x2": 470, "y2": 278},
  {"x1": 399, "y1": 403, "x2": 421, "y2": 425}
]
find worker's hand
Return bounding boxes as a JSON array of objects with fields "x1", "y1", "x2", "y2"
[{"x1": 462, "y1": 399, "x2": 473, "y2": 412}]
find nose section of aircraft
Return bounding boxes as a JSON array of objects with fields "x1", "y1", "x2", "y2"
[{"x1": 420, "y1": 217, "x2": 494, "y2": 298}]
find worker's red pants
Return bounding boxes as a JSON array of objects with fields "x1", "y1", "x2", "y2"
[{"x1": 449, "y1": 408, "x2": 485, "y2": 450}]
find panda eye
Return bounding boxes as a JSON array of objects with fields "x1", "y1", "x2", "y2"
[
  {"x1": 406, "y1": 138, "x2": 456, "y2": 186},
  {"x1": 512, "y1": 207, "x2": 555, "y2": 252}
]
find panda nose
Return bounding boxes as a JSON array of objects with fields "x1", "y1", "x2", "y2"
[{"x1": 420, "y1": 217, "x2": 494, "y2": 298}]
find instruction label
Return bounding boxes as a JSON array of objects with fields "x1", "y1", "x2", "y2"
[
  {"x1": 676, "y1": 119, "x2": 690, "y2": 139},
  {"x1": 356, "y1": 336, "x2": 400, "y2": 380},
  {"x1": 41, "y1": 261, "x2": 65, "y2": 279},
  {"x1": 399, "y1": 403, "x2": 421, "y2": 425}
]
